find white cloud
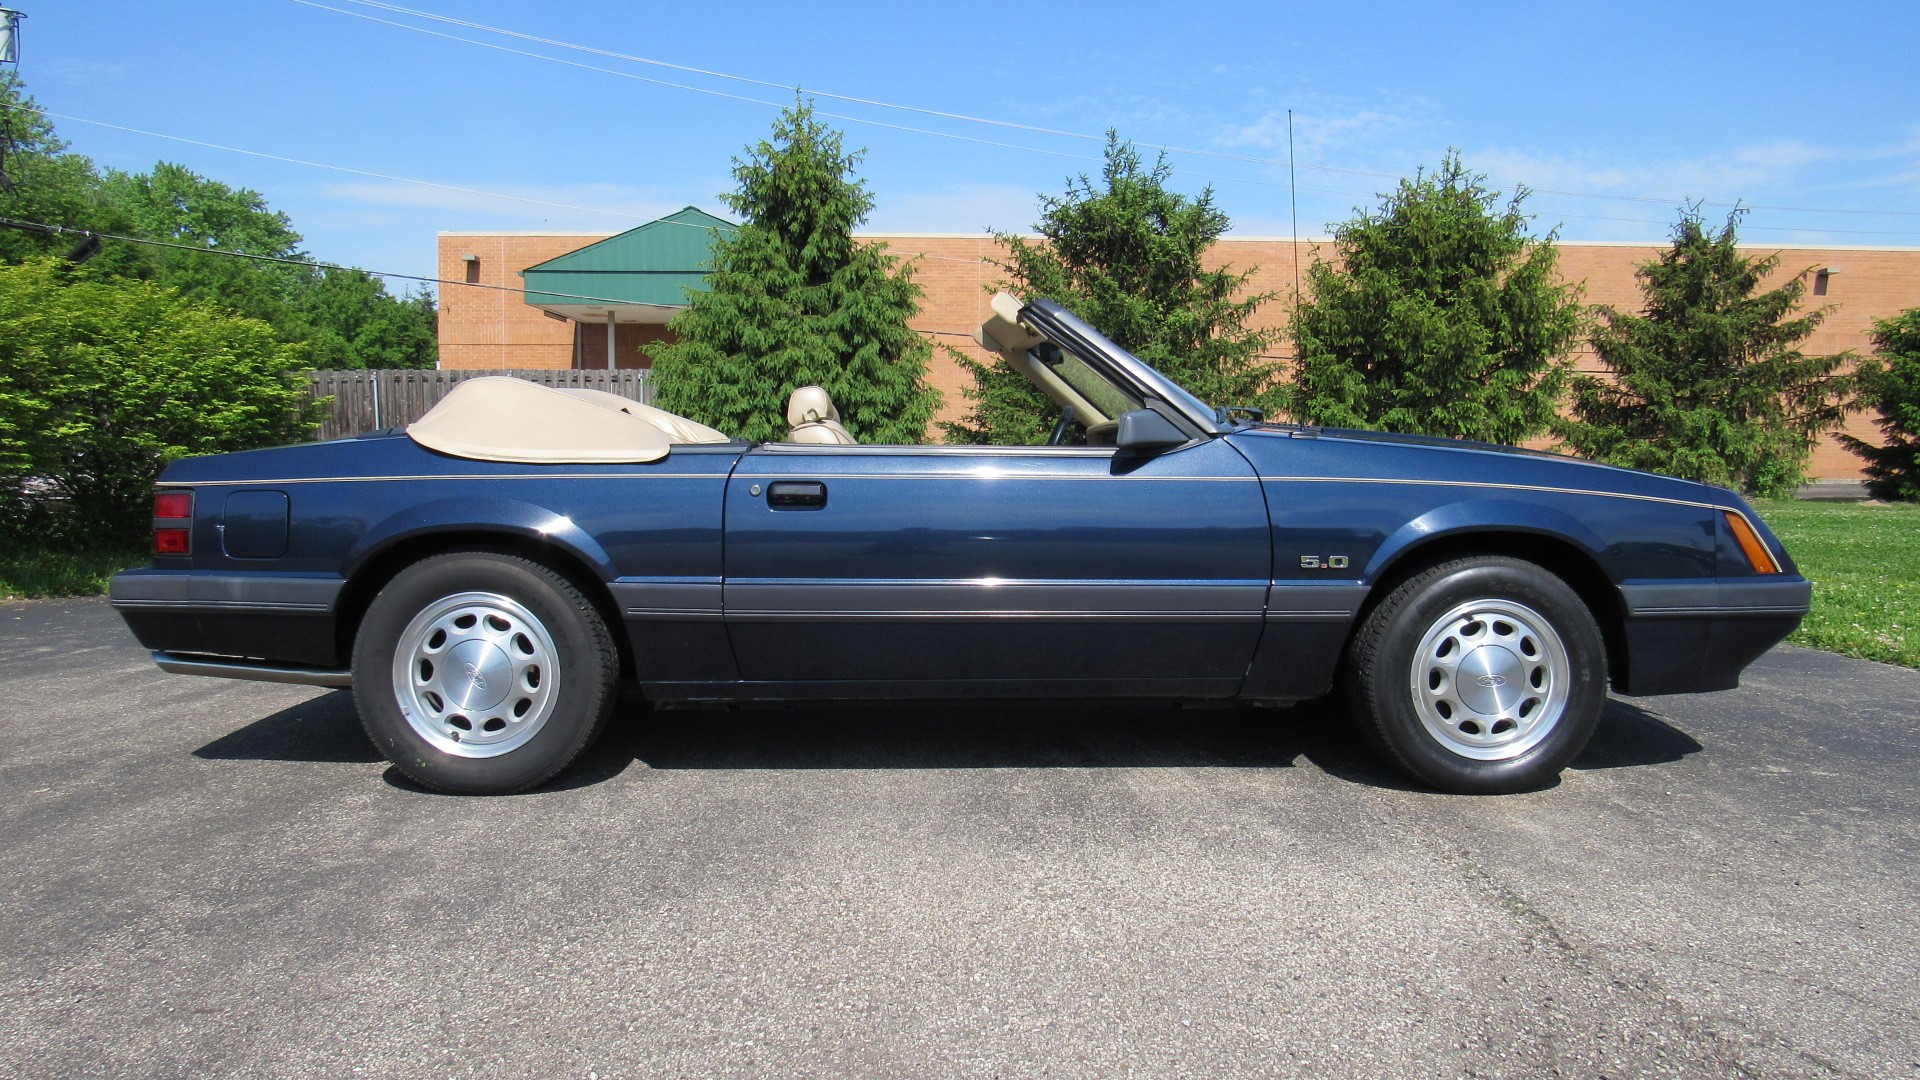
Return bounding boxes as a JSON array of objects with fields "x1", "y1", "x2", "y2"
[
  {"x1": 1218, "y1": 109, "x2": 1413, "y2": 157},
  {"x1": 38, "y1": 59, "x2": 129, "y2": 86},
  {"x1": 864, "y1": 182, "x2": 1041, "y2": 235},
  {"x1": 322, "y1": 180, "x2": 725, "y2": 230}
]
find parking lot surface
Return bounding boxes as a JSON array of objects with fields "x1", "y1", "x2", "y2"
[{"x1": 1, "y1": 597, "x2": 1917, "y2": 1078}]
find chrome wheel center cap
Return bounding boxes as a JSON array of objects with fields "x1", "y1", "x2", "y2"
[
  {"x1": 444, "y1": 639, "x2": 511, "y2": 712},
  {"x1": 1457, "y1": 645, "x2": 1525, "y2": 715}
]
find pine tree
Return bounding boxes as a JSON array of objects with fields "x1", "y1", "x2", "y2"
[
  {"x1": 647, "y1": 100, "x2": 939, "y2": 444},
  {"x1": 1557, "y1": 210, "x2": 1854, "y2": 497},
  {"x1": 1840, "y1": 309, "x2": 1920, "y2": 501},
  {"x1": 1287, "y1": 153, "x2": 1582, "y2": 444},
  {"x1": 943, "y1": 134, "x2": 1277, "y2": 445}
]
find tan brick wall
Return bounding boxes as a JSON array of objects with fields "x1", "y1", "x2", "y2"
[
  {"x1": 437, "y1": 234, "x2": 600, "y2": 370},
  {"x1": 437, "y1": 232, "x2": 1920, "y2": 479}
]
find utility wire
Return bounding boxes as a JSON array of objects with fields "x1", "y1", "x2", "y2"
[
  {"x1": 299, "y1": 0, "x2": 1920, "y2": 221},
  {"x1": 284, "y1": 0, "x2": 1107, "y2": 170},
  {"x1": 47, "y1": 112, "x2": 666, "y2": 223},
  {"x1": 56, "y1": 106, "x2": 1920, "y2": 243},
  {"x1": 44, "y1": 112, "x2": 1016, "y2": 267},
  {"x1": 0, "y1": 214, "x2": 651, "y2": 306}
]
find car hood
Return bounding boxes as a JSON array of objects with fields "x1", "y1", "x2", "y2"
[{"x1": 1227, "y1": 423, "x2": 1740, "y2": 509}]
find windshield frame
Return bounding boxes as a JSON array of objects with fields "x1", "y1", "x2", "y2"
[{"x1": 1018, "y1": 300, "x2": 1228, "y2": 439}]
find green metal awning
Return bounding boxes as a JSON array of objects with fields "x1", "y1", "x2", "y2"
[{"x1": 520, "y1": 206, "x2": 737, "y2": 324}]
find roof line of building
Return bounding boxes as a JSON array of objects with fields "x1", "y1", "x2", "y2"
[{"x1": 437, "y1": 229, "x2": 1920, "y2": 252}]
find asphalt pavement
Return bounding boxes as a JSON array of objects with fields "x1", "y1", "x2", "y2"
[{"x1": 1, "y1": 597, "x2": 1916, "y2": 1078}]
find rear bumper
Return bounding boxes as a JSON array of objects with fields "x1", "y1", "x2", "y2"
[
  {"x1": 110, "y1": 569, "x2": 346, "y2": 669},
  {"x1": 1615, "y1": 577, "x2": 1812, "y2": 696}
]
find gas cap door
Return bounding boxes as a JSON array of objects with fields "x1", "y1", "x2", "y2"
[{"x1": 222, "y1": 490, "x2": 290, "y2": 559}]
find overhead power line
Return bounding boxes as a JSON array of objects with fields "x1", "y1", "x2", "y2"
[
  {"x1": 297, "y1": 0, "x2": 1920, "y2": 221},
  {"x1": 0, "y1": 214, "x2": 648, "y2": 305},
  {"x1": 58, "y1": 107, "x2": 1920, "y2": 243},
  {"x1": 42, "y1": 112, "x2": 1018, "y2": 267},
  {"x1": 47, "y1": 112, "x2": 663, "y2": 222}
]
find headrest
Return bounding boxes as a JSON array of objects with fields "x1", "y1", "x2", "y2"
[{"x1": 786, "y1": 385, "x2": 839, "y2": 427}]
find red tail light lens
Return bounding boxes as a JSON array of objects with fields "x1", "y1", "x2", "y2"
[
  {"x1": 154, "y1": 492, "x2": 193, "y2": 520},
  {"x1": 154, "y1": 491, "x2": 193, "y2": 555}
]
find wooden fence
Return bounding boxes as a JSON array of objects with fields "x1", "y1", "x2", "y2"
[{"x1": 307, "y1": 369, "x2": 654, "y2": 441}]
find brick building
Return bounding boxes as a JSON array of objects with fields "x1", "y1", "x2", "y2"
[{"x1": 436, "y1": 211, "x2": 1920, "y2": 479}]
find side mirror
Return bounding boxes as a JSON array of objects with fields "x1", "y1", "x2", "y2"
[{"x1": 1115, "y1": 408, "x2": 1189, "y2": 453}]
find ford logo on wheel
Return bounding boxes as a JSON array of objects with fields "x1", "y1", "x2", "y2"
[{"x1": 1476, "y1": 674, "x2": 1507, "y2": 687}]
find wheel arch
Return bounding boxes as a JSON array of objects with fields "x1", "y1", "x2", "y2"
[
  {"x1": 333, "y1": 527, "x2": 632, "y2": 685},
  {"x1": 1358, "y1": 524, "x2": 1628, "y2": 691}
]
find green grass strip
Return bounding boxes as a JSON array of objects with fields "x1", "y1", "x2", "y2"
[
  {"x1": 1758, "y1": 499, "x2": 1920, "y2": 669},
  {"x1": 0, "y1": 542, "x2": 147, "y2": 600}
]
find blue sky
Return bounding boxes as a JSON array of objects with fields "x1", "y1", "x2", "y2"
[{"x1": 14, "y1": 0, "x2": 1920, "y2": 287}]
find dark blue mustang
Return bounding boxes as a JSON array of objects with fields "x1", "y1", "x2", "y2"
[{"x1": 111, "y1": 294, "x2": 1810, "y2": 796}]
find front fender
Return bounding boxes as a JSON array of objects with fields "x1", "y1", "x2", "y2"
[
  {"x1": 1364, "y1": 498, "x2": 1611, "y2": 583},
  {"x1": 343, "y1": 497, "x2": 618, "y2": 582}
]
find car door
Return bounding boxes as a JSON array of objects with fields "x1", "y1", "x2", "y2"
[{"x1": 721, "y1": 437, "x2": 1271, "y2": 695}]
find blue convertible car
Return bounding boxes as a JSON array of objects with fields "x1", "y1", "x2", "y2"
[{"x1": 111, "y1": 294, "x2": 1810, "y2": 795}]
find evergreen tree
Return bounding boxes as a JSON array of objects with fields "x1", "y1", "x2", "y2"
[
  {"x1": 1557, "y1": 209, "x2": 1853, "y2": 497},
  {"x1": 945, "y1": 134, "x2": 1277, "y2": 445},
  {"x1": 1840, "y1": 309, "x2": 1920, "y2": 501},
  {"x1": 1287, "y1": 153, "x2": 1582, "y2": 444},
  {"x1": 646, "y1": 100, "x2": 939, "y2": 443}
]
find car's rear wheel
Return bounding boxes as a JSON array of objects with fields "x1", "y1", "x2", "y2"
[
  {"x1": 1347, "y1": 555, "x2": 1606, "y2": 794},
  {"x1": 353, "y1": 551, "x2": 617, "y2": 794}
]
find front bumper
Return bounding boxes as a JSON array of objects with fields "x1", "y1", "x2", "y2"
[{"x1": 1615, "y1": 576, "x2": 1813, "y2": 696}]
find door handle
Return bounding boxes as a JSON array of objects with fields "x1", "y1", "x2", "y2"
[{"x1": 766, "y1": 480, "x2": 828, "y2": 509}]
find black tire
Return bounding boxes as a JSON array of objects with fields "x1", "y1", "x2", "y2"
[
  {"x1": 1346, "y1": 556, "x2": 1606, "y2": 794},
  {"x1": 352, "y1": 551, "x2": 618, "y2": 794}
]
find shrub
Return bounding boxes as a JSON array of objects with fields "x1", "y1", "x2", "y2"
[{"x1": 0, "y1": 259, "x2": 316, "y2": 543}]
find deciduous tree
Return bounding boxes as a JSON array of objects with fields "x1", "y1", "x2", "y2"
[
  {"x1": 0, "y1": 259, "x2": 316, "y2": 543},
  {"x1": 102, "y1": 162, "x2": 438, "y2": 369}
]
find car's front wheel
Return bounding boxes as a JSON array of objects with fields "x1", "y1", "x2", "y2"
[
  {"x1": 1347, "y1": 556, "x2": 1606, "y2": 794},
  {"x1": 353, "y1": 551, "x2": 618, "y2": 794}
]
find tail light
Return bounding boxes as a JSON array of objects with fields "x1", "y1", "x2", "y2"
[
  {"x1": 154, "y1": 490, "x2": 193, "y2": 555},
  {"x1": 1724, "y1": 511, "x2": 1781, "y2": 574}
]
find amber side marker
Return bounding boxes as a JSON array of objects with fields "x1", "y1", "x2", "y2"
[{"x1": 1725, "y1": 511, "x2": 1781, "y2": 574}]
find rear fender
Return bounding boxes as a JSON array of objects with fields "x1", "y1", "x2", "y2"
[{"x1": 344, "y1": 498, "x2": 618, "y2": 582}]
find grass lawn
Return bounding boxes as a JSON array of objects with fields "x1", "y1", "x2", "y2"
[
  {"x1": 0, "y1": 542, "x2": 147, "y2": 601},
  {"x1": 1758, "y1": 499, "x2": 1920, "y2": 670}
]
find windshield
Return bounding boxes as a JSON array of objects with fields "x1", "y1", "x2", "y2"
[
  {"x1": 1039, "y1": 343, "x2": 1138, "y2": 421},
  {"x1": 1026, "y1": 302, "x2": 1224, "y2": 434}
]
